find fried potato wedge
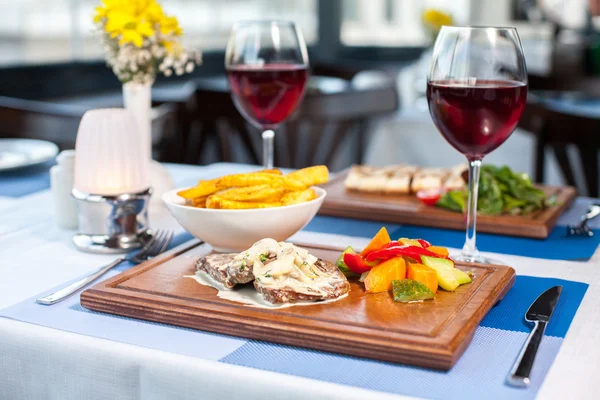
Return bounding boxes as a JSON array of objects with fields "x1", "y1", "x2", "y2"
[
  {"x1": 282, "y1": 176, "x2": 307, "y2": 191},
  {"x1": 260, "y1": 169, "x2": 282, "y2": 175},
  {"x1": 215, "y1": 172, "x2": 306, "y2": 191},
  {"x1": 286, "y1": 166, "x2": 329, "y2": 187},
  {"x1": 206, "y1": 195, "x2": 282, "y2": 209},
  {"x1": 186, "y1": 196, "x2": 208, "y2": 208},
  {"x1": 281, "y1": 188, "x2": 318, "y2": 205},
  {"x1": 177, "y1": 180, "x2": 219, "y2": 199},
  {"x1": 215, "y1": 172, "x2": 281, "y2": 189},
  {"x1": 216, "y1": 184, "x2": 285, "y2": 202}
]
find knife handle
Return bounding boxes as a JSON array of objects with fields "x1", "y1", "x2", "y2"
[{"x1": 507, "y1": 320, "x2": 547, "y2": 388}]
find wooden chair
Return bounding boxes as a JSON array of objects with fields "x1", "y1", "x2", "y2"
[
  {"x1": 0, "y1": 95, "x2": 178, "y2": 160},
  {"x1": 519, "y1": 75, "x2": 600, "y2": 196},
  {"x1": 185, "y1": 67, "x2": 399, "y2": 169}
]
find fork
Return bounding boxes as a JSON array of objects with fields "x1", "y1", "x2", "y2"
[
  {"x1": 36, "y1": 229, "x2": 174, "y2": 305},
  {"x1": 567, "y1": 204, "x2": 600, "y2": 237}
]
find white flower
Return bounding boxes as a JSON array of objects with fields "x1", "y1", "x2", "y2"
[
  {"x1": 175, "y1": 67, "x2": 184, "y2": 76},
  {"x1": 185, "y1": 62, "x2": 194, "y2": 73},
  {"x1": 163, "y1": 56, "x2": 173, "y2": 68},
  {"x1": 164, "y1": 69, "x2": 173, "y2": 77}
]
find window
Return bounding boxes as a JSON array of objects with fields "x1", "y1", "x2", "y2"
[
  {"x1": 341, "y1": 0, "x2": 471, "y2": 47},
  {"x1": 0, "y1": 0, "x2": 317, "y2": 65}
]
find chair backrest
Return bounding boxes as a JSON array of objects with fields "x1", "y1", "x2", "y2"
[
  {"x1": 188, "y1": 68, "x2": 399, "y2": 169},
  {"x1": 528, "y1": 74, "x2": 600, "y2": 97}
]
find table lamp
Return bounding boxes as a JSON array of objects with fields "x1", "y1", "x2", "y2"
[{"x1": 72, "y1": 109, "x2": 152, "y2": 253}]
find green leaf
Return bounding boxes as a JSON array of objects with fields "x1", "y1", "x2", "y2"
[{"x1": 436, "y1": 190, "x2": 465, "y2": 212}]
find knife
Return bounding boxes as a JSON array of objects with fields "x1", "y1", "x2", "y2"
[{"x1": 507, "y1": 285, "x2": 562, "y2": 388}]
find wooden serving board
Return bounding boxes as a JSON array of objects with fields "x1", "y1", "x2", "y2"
[
  {"x1": 319, "y1": 170, "x2": 577, "y2": 239},
  {"x1": 81, "y1": 239, "x2": 515, "y2": 370}
]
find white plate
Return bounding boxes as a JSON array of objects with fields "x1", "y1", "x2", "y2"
[{"x1": 0, "y1": 139, "x2": 59, "y2": 171}]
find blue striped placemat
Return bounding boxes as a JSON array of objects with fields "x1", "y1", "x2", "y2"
[
  {"x1": 221, "y1": 276, "x2": 587, "y2": 400},
  {"x1": 0, "y1": 231, "x2": 588, "y2": 400},
  {"x1": 304, "y1": 216, "x2": 600, "y2": 261}
]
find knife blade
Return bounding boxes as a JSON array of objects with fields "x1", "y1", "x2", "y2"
[{"x1": 507, "y1": 286, "x2": 562, "y2": 388}]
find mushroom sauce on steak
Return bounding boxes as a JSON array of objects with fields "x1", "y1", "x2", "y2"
[{"x1": 195, "y1": 238, "x2": 350, "y2": 304}]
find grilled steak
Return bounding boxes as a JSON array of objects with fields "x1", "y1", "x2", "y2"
[
  {"x1": 253, "y1": 259, "x2": 350, "y2": 304},
  {"x1": 195, "y1": 253, "x2": 240, "y2": 289},
  {"x1": 194, "y1": 239, "x2": 350, "y2": 305},
  {"x1": 195, "y1": 238, "x2": 280, "y2": 289}
]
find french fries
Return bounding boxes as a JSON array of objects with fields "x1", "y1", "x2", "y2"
[
  {"x1": 281, "y1": 188, "x2": 317, "y2": 205},
  {"x1": 177, "y1": 179, "x2": 219, "y2": 199},
  {"x1": 216, "y1": 185, "x2": 285, "y2": 202},
  {"x1": 286, "y1": 165, "x2": 329, "y2": 187},
  {"x1": 206, "y1": 196, "x2": 282, "y2": 209},
  {"x1": 179, "y1": 166, "x2": 329, "y2": 209}
]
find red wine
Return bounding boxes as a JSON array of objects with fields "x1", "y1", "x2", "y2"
[
  {"x1": 227, "y1": 64, "x2": 308, "y2": 129},
  {"x1": 427, "y1": 80, "x2": 527, "y2": 159}
]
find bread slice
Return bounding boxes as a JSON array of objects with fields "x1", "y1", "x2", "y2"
[
  {"x1": 384, "y1": 165, "x2": 419, "y2": 194},
  {"x1": 410, "y1": 168, "x2": 449, "y2": 193}
]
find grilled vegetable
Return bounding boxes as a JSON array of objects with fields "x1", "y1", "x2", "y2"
[
  {"x1": 343, "y1": 253, "x2": 372, "y2": 274},
  {"x1": 365, "y1": 245, "x2": 449, "y2": 263},
  {"x1": 364, "y1": 257, "x2": 406, "y2": 293},
  {"x1": 335, "y1": 246, "x2": 358, "y2": 277},
  {"x1": 392, "y1": 279, "x2": 435, "y2": 303},
  {"x1": 407, "y1": 263, "x2": 438, "y2": 293},
  {"x1": 360, "y1": 227, "x2": 391, "y2": 257}
]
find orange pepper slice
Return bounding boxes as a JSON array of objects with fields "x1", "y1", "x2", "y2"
[
  {"x1": 428, "y1": 246, "x2": 449, "y2": 258},
  {"x1": 364, "y1": 257, "x2": 406, "y2": 293},
  {"x1": 360, "y1": 227, "x2": 391, "y2": 257},
  {"x1": 407, "y1": 263, "x2": 438, "y2": 293}
]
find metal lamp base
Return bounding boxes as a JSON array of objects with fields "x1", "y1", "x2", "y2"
[
  {"x1": 72, "y1": 188, "x2": 152, "y2": 254},
  {"x1": 72, "y1": 231, "x2": 152, "y2": 254}
]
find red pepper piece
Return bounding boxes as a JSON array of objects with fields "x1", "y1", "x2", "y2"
[
  {"x1": 365, "y1": 245, "x2": 448, "y2": 263},
  {"x1": 416, "y1": 239, "x2": 431, "y2": 248},
  {"x1": 343, "y1": 253, "x2": 372, "y2": 274}
]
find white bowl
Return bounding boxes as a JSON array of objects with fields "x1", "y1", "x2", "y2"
[{"x1": 163, "y1": 187, "x2": 326, "y2": 252}]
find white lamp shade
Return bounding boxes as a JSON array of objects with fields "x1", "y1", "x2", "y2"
[{"x1": 74, "y1": 109, "x2": 150, "y2": 196}]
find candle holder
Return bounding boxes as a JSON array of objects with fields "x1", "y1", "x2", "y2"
[
  {"x1": 72, "y1": 188, "x2": 152, "y2": 254},
  {"x1": 72, "y1": 108, "x2": 152, "y2": 253}
]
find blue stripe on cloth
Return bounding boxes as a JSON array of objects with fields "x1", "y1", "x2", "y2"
[
  {"x1": 110, "y1": 232, "x2": 195, "y2": 273},
  {"x1": 305, "y1": 215, "x2": 402, "y2": 238},
  {"x1": 390, "y1": 224, "x2": 600, "y2": 261},
  {"x1": 480, "y1": 276, "x2": 587, "y2": 337},
  {"x1": 221, "y1": 327, "x2": 563, "y2": 400},
  {"x1": 0, "y1": 160, "x2": 54, "y2": 197},
  {"x1": 218, "y1": 275, "x2": 586, "y2": 399}
]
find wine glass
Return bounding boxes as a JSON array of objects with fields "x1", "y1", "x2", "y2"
[
  {"x1": 427, "y1": 26, "x2": 528, "y2": 263},
  {"x1": 225, "y1": 21, "x2": 309, "y2": 169}
]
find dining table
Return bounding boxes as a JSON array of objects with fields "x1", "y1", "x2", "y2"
[{"x1": 1, "y1": 161, "x2": 600, "y2": 400}]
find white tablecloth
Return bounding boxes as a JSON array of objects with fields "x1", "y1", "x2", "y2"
[{"x1": 1, "y1": 163, "x2": 599, "y2": 400}]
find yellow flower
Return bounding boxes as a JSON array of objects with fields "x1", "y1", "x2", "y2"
[
  {"x1": 162, "y1": 40, "x2": 182, "y2": 55},
  {"x1": 94, "y1": 0, "x2": 130, "y2": 23},
  {"x1": 94, "y1": 0, "x2": 184, "y2": 48},
  {"x1": 159, "y1": 16, "x2": 183, "y2": 36},
  {"x1": 105, "y1": 10, "x2": 155, "y2": 47},
  {"x1": 145, "y1": 1, "x2": 166, "y2": 23},
  {"x1": 422, "y1": 9, "x2": 453, "y2": 31}
]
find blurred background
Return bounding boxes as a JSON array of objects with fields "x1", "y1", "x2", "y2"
[{"x1": 1, "y1": 0, "x2": 600, "y2": 195}]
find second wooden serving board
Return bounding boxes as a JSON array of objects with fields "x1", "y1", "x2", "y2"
[
  {"x1": 81, "y1": 239, "x2": 515, "y2": 370},
  {"x1": 318, "y1": 170, "x2": 576, "y2": 239}
]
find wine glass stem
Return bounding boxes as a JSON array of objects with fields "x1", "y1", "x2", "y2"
[
  {"x1": 262, "y1": 129, "x2": 275, "y2": 169},
  {"x1": 463, "y1": 159, "x2": 482, "y2": 259}
]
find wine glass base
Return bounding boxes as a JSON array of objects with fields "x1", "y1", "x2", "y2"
[{"x1": 452, "y1": 253, "x2": 506, "y2": 266}]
